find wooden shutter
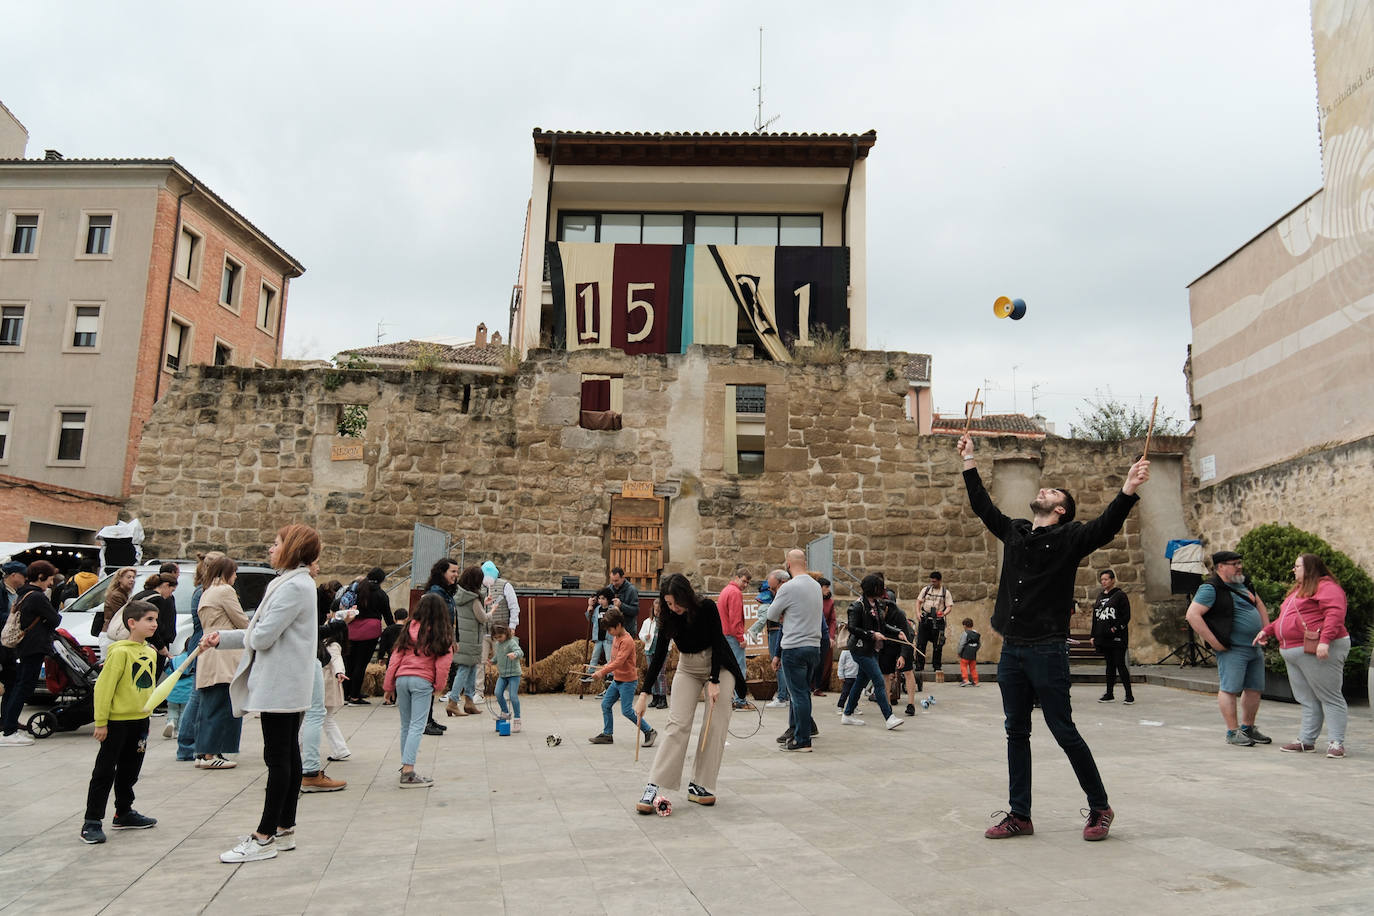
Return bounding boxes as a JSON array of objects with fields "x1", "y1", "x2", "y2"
[{"x1": 609, "y1": 496, "x2": 664, "y2": 591}]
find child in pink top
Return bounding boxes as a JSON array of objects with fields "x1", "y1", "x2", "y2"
[{"x1": 383, "y1": 594, "x2": 454, "y2": 788}]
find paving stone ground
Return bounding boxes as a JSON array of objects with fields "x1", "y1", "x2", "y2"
[{"x1": 1, "y1": 668, "x2": 1371, "y2": 915}]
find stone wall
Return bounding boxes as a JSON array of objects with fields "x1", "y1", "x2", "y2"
[
  {"x1": 127, "y1": 349, "x2": 1190, "y2": 661},
  {"x1": 1189, "y1": 435, "x2": 1374, "y2": 573}
]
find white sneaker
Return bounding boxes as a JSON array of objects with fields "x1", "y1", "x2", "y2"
[
  {"x1": 273, "y1": 828, "x2": 296, "y2": 851},
  {"x1": 220, "y1": 835, "x2": 277, "y2": 863},
  {"x1": 438, "y1": 693, "x2": 449, "y2": 702},
  {"x1": 0, "y1": 732, "x2": 35, "y2": 746},
  {"x1": 841, "y1": 715, "x2": 866, "y2": 726},
  {"x1": 765, "y1": 698, "x2": 789, "y2": 709},
  {"x1": 885, "y1": 715, "x2": 905, "y2": 730},
  {"x1": 162, "y1": 722, "x2": 176, "y2": 738}
]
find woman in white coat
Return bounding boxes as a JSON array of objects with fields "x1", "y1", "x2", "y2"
[{"x1": 203, "y1": 524, "x2": 321, "y2": 864}]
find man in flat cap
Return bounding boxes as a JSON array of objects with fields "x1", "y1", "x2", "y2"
[{"x1": 1186, "y1": 550, "x2": 1272, "y2": 747}]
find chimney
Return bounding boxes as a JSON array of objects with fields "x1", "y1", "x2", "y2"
[
  {"x1": 474, "y1": 322, "x2": 488, "y2": 347},
  {"x1": 491, "y1": 331, "x2": 502, "y2": 346},
  {"x1": 44, "y1": 149, "x2": 63, "y2": 160}
]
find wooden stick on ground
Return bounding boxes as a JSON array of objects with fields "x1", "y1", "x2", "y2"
[
  {"x1": 963, "y1": 387, "x2": 982, "y2": 436},
  {"x1": 1142, "y1": 396, "x2": 1159, "y2": 460}
]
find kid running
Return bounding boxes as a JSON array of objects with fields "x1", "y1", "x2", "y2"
[
  {"x1": 383, "y1": 594, "x2": 453, "y2": 788},
  {"x1": 490, "y1": 624, "x2": 525, "y2": 732},
  {"x1": 589, "y1": 609, "x2": 656, "y2": 747},
  {"x1": 81, "y1": 600, "x2": 161, "y2": 844}
]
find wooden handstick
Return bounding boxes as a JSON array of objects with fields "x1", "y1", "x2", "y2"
[
  {"x1": 635, "y1": 712, "x2": 641, "y2": 762},
  {"x1": 963, "y1": 387, "x2": 982, "y2": 436},
  {"x1": 697, "y1": 696, "x2": 716, "y2": 754},
  {"x1": 1142, "y1": 396, "x2": 1159, "y2": 460}
]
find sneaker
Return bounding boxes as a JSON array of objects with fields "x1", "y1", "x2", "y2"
[
  {"x1": 380, "y1": 699, "x2": 396, "y2": 707},
  {"x1": 1326, "y1": 742, "x2": 1345, "y2": 759},
  {"x1": 589, "y1": 733, "x2": 614, "y2": 745},
  {"x1": 885, "y1": 715, "x2": 904, "y2": 730},
  {"x1": 352, "y1": 698, "x2": 372, "y2": 706},
  {"x1": 731, "y1": 700, "x2": 754, "y2": 711},
  {"x1": 780, "y1": 739, "x2": 813, "y2": 752},
  {"x1": 1226, "y1": 729, "x2": 1256, "y2": 747},
  {"x1": 80, "y1": 819, "x2": 106, "y2": 844},
  {"x1": 841, "y1": 715, "x2": 866, "y2": 726},
  {"x1": 593, "y1": 690, "x2": 607, "y2": 700},
  {"x1": 112, "y1": 810, "x2": 157, "y2": 830},
  {"x1": 1098, "y1": 694, "x2": 1114, "y2": 703},
  {"x1": 637, "y1": 782, "x2": 660, "y2": 814},
  {"x1": 687, "y1": 782, "x2": 715, "y2": 805},
  {"x1": 423, "y1": 722, "x2": 445, "y2": 736},
  {"x1": 1082, "y1": 806, "x2": 1114, "y2": 841},
  {"x1": 273, "y1": 828, "x2": 296, "y2": 851},
  {"x1": 1241, "y1": 725, "x2": 1272, "y2": 745},
  {"x1": 776, "y1": 727, "x2": 795, "y2": 744},
  {"x1": 221, "y1": 834, "x2": 277, "y2": 863},
  {"x1": 512, "y1": 718, "x2": 522, "y2": 733},
  {"x1": 0, "y1": 732, "x2": 35, "y2": 746},
  {"x1": 1123, "y1": 697, "x2": 1135, "y2": 706},
  {"x1": 905, "y1": 703, "x2": 916, "y2": 716},
  {"x1": 327, "y1": 752, "x2": 351, "y2": 762},
  {"x1": 765, "y1": 698, "x2": 789, "y2": 709},
  {"x1": 162, "y1": 722, "x2": 176, "y2": 739},
  {"x1": 197, "y1": 754, "x2": 237, "y2": 769},
  {"x1": 300, "y1": 772, "x2": 347, "y2": 793},
  {"x1": 438, "y1": 693, "x2": 449, "y2": 702},
  {"x1": 150, "y1": 707, "x2": 167, "y2": 717},
  {"x1": 398, "y1": 771, "x2": 433, "y2": 789},
  {"x1": 984, "y1": 811, "x2": 1034, "y2": 839},
  {"x1": 641, "y1": 728, "x2": 657, "y2": 748},
  {"x1": 1280, "y1": 741, "x2": 1315, "y2": 753}
]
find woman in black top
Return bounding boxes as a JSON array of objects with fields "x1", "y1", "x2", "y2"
[
  {"x1": 343, "y1": 568, "x2": 394, "y2": 704},
  {"x1": 633, "y1": 574, "x2": 746, "y2": 813}
]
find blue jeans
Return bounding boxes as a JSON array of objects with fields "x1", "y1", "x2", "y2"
[
  {"x1": 782, "y1": 645, "x2": 820, "y2": 745},
  {"x1": 495, "y1": 675, "x2": 522, "y2": 718},
  {"x1": 601, "y1": 679, "x2": 651, "y2": 736},
  {"x1": 176, "y1": 685, "x2": 202, "y2": 760},
  {"x1": 589, "y1": 634, "x2": 612, "y2": 668},
  {"x1": 842, "y1": 654, "x2": 892, "y2": 719},
  {"x1": 998, "y1": 640, "x2": 1107, "y2": 817},
  {"x1": 395, "y1": 675, "x2": 432, "y2": 766},
  {"x1": 299, "y1": 664, "x2": 326, "y2": 773},
  {"x1": 768, "y1": 628, "x2": 790, "y2": 701},
  {"x1": 452, "y1": 663, "x2": 477, "y2": 700},
  {"x1": 726, "y1": 635, "x2": 749, "y2": 702}
]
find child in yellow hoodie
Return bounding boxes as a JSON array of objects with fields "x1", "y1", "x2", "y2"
[{"x1": 81, "y1": 600, "x2": 161, "y2": 844}]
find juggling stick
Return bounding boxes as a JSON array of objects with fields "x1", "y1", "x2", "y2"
[
  {"x1": 635, "y1": 712, "x2": 642, "y2": 762},
  {"x1": 1142, "y1": 396, "x2": 1159, "y2": 460},
  {"x1": 142, "y1": 645, "x2": 205, "y2": 713},
  {"x1": 963, "y1": 388, "x2": 981, "y2": 436},
  {"x1": 696, "y1": 696, "x2": 716, "y2": 755}
]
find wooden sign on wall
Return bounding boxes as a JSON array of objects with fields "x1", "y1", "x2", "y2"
[
  {"x1": 621, "y1": 480, "x2": 654, "y2": 498},
  {"x1": 331, "y1": 442, "x2": 364, "y2": 461}
]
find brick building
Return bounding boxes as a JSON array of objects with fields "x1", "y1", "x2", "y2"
[{"x1": 0, "y1": 102, "x2": 304, "y2": 542}]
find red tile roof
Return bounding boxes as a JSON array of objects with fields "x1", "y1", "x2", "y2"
[
  {"x1": 337, "y1": 339, "x2": 507, "y2": 367},
  {"x1": 930, "y1": 413, "x2": 1049, "y2": 437}
]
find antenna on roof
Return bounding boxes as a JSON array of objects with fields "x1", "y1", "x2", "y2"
[
  {"x1": 753, "y1": 27, "x2": 780, "y2": 134},
  {"x1": 376, "y1": 321, "x2": 389, "y2": 344}
]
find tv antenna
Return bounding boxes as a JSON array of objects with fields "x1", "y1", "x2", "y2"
[
  {"x1": 376, "y1": 321, "x2": 389, "y2": 344},
  {"x1": 753, "y1": 27, "x2": 780, "y2": 133}
]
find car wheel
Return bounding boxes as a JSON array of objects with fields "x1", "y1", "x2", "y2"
[{"x1": 27, "y1": 711, "x2": 56, "y2": 739}]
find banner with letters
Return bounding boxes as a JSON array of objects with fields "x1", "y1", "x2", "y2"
[{"x1": 547, "y1": 242, "x2": 848, "y2": 358}]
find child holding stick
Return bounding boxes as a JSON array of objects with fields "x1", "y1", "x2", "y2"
[{"x1": 589, "y1": 609, "x2": 656, "y2": 747}]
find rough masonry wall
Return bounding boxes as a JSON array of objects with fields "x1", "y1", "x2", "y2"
[{"x1": 127, "y1": 350, "x2": 1188, "y2": 661}]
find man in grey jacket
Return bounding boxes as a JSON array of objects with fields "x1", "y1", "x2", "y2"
[{"x1": 767, "y1": 549, "x2": 823, "y2": 751}]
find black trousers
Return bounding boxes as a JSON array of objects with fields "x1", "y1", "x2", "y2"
[
  {"x1": 257, "y1": 711, "x2": 304, "y2": 837},
  {"x1": 1100, "y1": 646, "x2": 1132, "y2": 697},
  {"x1": 85, "y1": 718, "x2": 150, "y2": 821},
  {"x1": 344, "y1": 638, "x2": 378, "y2": 701},
  {"x1": 915, "y1": 617, "x2": 946, "y2": 672}
]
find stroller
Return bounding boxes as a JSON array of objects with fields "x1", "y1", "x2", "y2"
[{"x1": 27, "y1": 628, "x2": 101, "y2": 738}]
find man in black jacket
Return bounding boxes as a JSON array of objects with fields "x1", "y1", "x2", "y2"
[
  {"x1": 1090, "y1": 569, "x2": 1133, "y2": 704},
  {"x1": 958, "y1": 433, "x2": 1149, "y2": 843}
]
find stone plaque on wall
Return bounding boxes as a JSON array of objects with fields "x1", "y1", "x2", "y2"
[{"x1": 331, "y1": 441, "x2": 364, "y2": 461}]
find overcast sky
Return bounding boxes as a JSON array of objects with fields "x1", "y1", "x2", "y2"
[{"x1": 7, "y1": 1, "x2": 1323, "y2": 433}]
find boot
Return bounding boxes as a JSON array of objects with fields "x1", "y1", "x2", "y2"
[
  {"x1": 463, "y1": 696, "x2": 480, "y2": 715},
  {"x1": 512, "y1": 718, "x2": 521, "y2": 733},
  {"x1": 446, "y1": 699, "x2": 466, "y2": 717}
]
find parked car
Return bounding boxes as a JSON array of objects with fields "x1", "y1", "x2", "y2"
[{"x1": 59, "y1": 559, "x2": 277, "y2": 658}]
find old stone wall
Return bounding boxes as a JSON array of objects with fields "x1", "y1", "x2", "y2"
[
  {"x1": 1189, "y1": 435, "x2": 1374, "y2": 573},
  {"x1": 127, "y1": 349, "x2": 1190, "y2": 661}
]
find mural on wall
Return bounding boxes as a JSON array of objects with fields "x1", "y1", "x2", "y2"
[{"x1": 547, "y1": 242, "x2": 849, "y2": 360}]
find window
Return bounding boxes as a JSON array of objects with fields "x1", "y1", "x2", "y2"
[
  {"x1": 780, "y1": 215, "x2": 822, "y2": 246},
  {"x1": 0, "y1": 305, "x2": 24, "y2": 347},
  {"x1": 559, "y1": 214, "x2": 597, "y2": 242},
  {"x1": 165, "y1": 317, "x2": 190, "y2": 371},
  {"x1": 84, "y1": 214, "x2": 113, "y2": 255},
  {"x1": 579, "y1": 374, "x2": 624, "y2": 430},
  {"x1": 735, "y1": 385, "x2": 767, "y2": 414},
  {"x1": 725, "y1": 383, "x2": 766, "y2": 476},
  {"x1": 220, "y1": 256, "x2": 242, "y2": 310},
  {"x1": 54, "y1": 410, "x2": 87, "y2": 463},
  {"x1": 558, "y1": 212, "x2": 684, "y2": 244},
  {"x1": 71, "y1": 304, "x2": 101, "y2": 349},
  {"x1": 257, "y1": 282, "x2": 278, "y2": 333},
  {"x1": 213, "y1": 340, "x2": 233, "y2": 366},
  {"x1": 693, "y1": 214, "x2": 736, "y2": 245},
  {"x1": 0, "y1": 408, "x2": 10, "y2": 462},
  {"x1": 8, "y1": 213, "x2": 39, "y2": 255},
  {"x1": 558, "y1": 212, "x2": 819, "y2": 246},
  {"x1": 176, "y1": 225, "x2": 203, "y2": 285}
]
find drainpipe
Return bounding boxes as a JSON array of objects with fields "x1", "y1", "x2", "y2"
[
  {"x1": 155, "y1": 179, "x2": 197, "y2": 402},
  {"x1": 840, "y1": 137, "x2": 857, "y2": 247},
  {"x1": 543, "y1": 133, "x2": 558, "y2": 245}
]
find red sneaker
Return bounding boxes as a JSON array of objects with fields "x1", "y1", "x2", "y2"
[
  {"x1": 984, "y1": 811, "x2": 1034, "y2": 839},
  {"x1": 1082, "y1": 806, "x2": 1114, "y2": 841}
]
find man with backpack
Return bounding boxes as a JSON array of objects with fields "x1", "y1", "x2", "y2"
[{"x1": 914, "y1": 572, "x2": 954, "y2": 686}]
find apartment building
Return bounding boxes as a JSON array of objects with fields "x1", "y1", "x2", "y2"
[{"x1": 0, "y1": 103, "x2": 304, "y2": 542}]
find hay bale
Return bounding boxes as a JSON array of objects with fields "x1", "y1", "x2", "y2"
[{"x1": 529, "y1": 640, "x2": 594, "y2": 694}]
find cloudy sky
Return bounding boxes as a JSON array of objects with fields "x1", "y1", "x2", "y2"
[{"x1": 7, "y1": 1, "x2": 1322, "y2": 432}]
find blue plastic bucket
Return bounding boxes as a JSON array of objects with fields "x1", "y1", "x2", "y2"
[{"x1": 496, "y1": 719, "x2": 511, "y2": 736}]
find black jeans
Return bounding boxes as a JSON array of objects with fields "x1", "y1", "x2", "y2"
[
  {"x1": 257, "y1": 711, "x2": 304, "y2": 837},
  {"x1": 1, "y1": 654, "x2": 44, "y2": 735},
  {"x1": 1100, "y1": 646, "x2": 1132, "y2": 698},
  {"x1": 85, "y1": 718, "x2": 149, "y2": 820},
  {"x1": 998, "y1": 640, "x2": 1108, "y2": 817},
  {"x1": 915, "y1": 616, "x2": 945, "y2": 672},
  {"x1": 344, "y1": 638, "x2": 378, "y2": 701}
]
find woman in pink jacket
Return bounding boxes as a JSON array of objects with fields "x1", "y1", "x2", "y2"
[
  {"x1": 383, "y1": 594, "x2": 453, "y2": 788},
  {"x1": 1253, "y1": 554, "x2": 1351, "y2": 758}
]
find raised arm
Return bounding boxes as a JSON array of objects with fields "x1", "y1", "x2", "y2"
[{"x1": 958, "y1": 434, "x2": 1014, "y2": 541}]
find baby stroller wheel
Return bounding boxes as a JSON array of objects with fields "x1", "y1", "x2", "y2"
[{"x1": 26, "y1": 711, "x2": 56, "y2": 739}]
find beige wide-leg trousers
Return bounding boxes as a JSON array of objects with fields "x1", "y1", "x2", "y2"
[{"x1": 648, "y1": 649, "x2": 736, "y2": 792}]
